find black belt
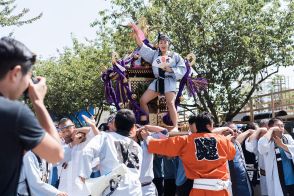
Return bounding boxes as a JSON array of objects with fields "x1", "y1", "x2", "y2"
[
  {"x1": 141, "y1": 181, "x2": 152, "y2": 187},
  {"x1": 155, "y1": 75, "x2": 174, "y2": 95},
  {"x1": 155, "y1": 75, "x2": 173, "y2": 79}
]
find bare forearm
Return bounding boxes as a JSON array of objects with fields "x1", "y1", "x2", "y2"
[
  {"x1": 32, "y1": 101, "x2": 61, "y2": 143},
  {"x1": 134, "y1": 34, "x2": 143, "y2": 47},
  {"x1": 236, "y1": 131, "x2": 251, "y2": 144},
  {"x1": 89, "y1": 124, "x2": 99, "y2": 135},
  {"x1": 212, "y1": 127, "x2": 227, "y2": 134},
  {"x1": 280, "y1": 143, "x2": 290, "y2": 153},
  {"x1": 248, "y1": 130, "x2": 261, "y2": 142},
  {"x1": 76, "y1": 127, "x2": 90, "y2": 134},
  {"x1": 145, "y1": 125, "x2": 165, "y2": 132},
  {"x1": 264, "y1": 129, "x2": 274, "y2": 141}
]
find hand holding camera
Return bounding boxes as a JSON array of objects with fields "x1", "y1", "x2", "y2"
[{"x1": 28, "y1": 76, "x2": 47, "y2": 104}]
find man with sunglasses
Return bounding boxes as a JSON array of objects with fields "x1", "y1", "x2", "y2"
[
  {"x1": 0, "y1": 37, "x2": 63, "y2": 195},
  {"x1": 57, "y1": 116, "x2": 99, "y2": 196}
]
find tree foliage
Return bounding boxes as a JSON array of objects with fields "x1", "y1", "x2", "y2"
[
  {"x1": 0, "y1": 0, "x2": 42, "y2": 27},
  {"x1": 34, "y1": 39, "x2": 111, "y2": 118},
  {"x1": 92, "y1": 0, "x2": 294, "y2": 123}
]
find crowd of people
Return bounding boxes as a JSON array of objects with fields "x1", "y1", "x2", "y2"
[{"x1": 1, "y1": 36, "x2": 294, "y2": 196}]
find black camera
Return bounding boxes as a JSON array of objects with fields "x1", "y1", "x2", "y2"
[
  {"x1": 23, "y1": 76, "x2": 40, "y2": 102},
  {"x1": 31, "y1": 76, "x2": 39, "y2": 84}
]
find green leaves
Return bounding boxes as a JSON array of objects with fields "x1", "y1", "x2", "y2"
[
  {"x1": 35, "y1": 40, "x2": 109, "y2": 117},
  {"x1": 92, "y1": 0, "x2": 293, "y2": 122},
  {"x1": 0, "y1": 0, "x2": 42, "y2": 27}
]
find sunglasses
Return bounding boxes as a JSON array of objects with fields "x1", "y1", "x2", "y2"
[{"x1": 58, "y1": 124, "x2": 75, "y2": 131}]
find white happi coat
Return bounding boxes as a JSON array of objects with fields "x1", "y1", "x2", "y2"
[
  {"x1": 258, "y1": 134, "x2": 294, "y2": 196},
  {"x1": 138, "y1": 43, "x2": 186, "y2": 93},
  {"x1": 139, "y1": 132, "x2": 168, "y2": 196},
  {"x1": 18, "y1": 151, "x2": 60, "y2": 196},
  {"x1": 79, "y1": 131, "x2": 143, "y2": 196},
  {"x1": 58, "y1": 129, "x2": 95, "y2": 196},
  {"x1": 245, "y1": 138, "x2": 268, "y2": 195}
]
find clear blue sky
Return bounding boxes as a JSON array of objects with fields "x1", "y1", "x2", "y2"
[{"x1": 1, "y1": 0, "x2": 110, "y2": 58}]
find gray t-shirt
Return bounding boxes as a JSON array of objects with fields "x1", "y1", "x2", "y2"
[{"x1": 0, "y1": 96, "x2": 45, "y2": 196}]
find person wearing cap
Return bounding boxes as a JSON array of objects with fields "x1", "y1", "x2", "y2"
[{"x1": 129, "y1": 23, "x2": 186, "y2": 131}]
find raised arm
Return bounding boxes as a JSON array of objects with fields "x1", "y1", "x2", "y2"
[
  {"x1": 258, "y1": 127, "x2": 276, "y2": 155},
  {"x1": 28, "y1": 77, "x2": 63, "y2": 163},
  {"x1": 141, "y1": 130, "x2": 186, "y2": 157},
  {"x1": 140, "y1": 124, "x2": 167, "y2": 133},
  {"x1": 82, "y1": 115, "x2": 99, "y2": 136},
  {"x1": 129, "y1": 23, "x2": 144, "y2": 47},
  {"x1": 236, "y1": 129, "x2": 254, "y2": 144},
  {"x1": 212, "y1": 127, "x2": 234, "y2": 135},
  {"x1": 248, "y1": 128, "x2": 267, "y2": 142}
]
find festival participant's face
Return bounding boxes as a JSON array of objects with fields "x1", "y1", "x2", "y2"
[
  {"x1": 189, "y1": 123, "x2": 197, "y2": 132},
  {"x1": 228, "y1": 124, "x2": 239, "y2": 136},
  {"x1": 8, "y1": 65, "x2": 32, "y2": 100},
  {"x1": 273, "y1": 120, "x2": 285, "y2": 138},
  {"x1": 59, "y1": 120, "x2": 75, "y2": 144},
  {"x1": 159, "y1": 40, "x2": 169, "y2": 53}
]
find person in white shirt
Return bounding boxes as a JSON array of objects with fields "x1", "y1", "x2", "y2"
[
  {"x1": 245, "y1": 121, "x2": 268, "y2": 196},
  {"x1": 17, "y1": 151, "x2": 67, "y2": 196},
  {"x1": 136, "y1": 124, "x2": 169, "y2": 196},
  {"x1": 57, "y1": 115, "x2": 99, "y2": 196},
  {"x1": 258, "y1": 118, "x2": 294, "y2": 196},
  {"x1": 79, "y1": 109, "x2": 143, "y2": 196}
]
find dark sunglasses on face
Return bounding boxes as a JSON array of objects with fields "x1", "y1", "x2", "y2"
[{"x1": 58, "y1": 124, "x2": 75, "y2": 131}]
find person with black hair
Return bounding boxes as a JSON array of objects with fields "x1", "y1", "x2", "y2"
[
  {"x1": 79, "y1": 109, "x2": 143, "y2": 196},
  {"x1": 135, "y1": 124, "x2": 170, "y2": 196},
  {"x1": 245, "y1": 122, "x2": 268, "y2": 196},
  {"x1": 0, "y1": 37, "x2": 63, "y2": 195},
  {"x1": 225, "y1": 122, "x2": 254, "y2": 196},
  {"x1": 258, "y1": 118, "x2": 294, "y2": 196},
  {"x1": 129, "y1": 23, "x2": 186, "y2": 131},
  {"x1": 141, "y1": 112, "x2": 236, "y2": 196}
]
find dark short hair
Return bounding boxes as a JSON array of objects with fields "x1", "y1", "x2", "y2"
[
  {"x1": 241, "y1": 122, "x2": 257, "y2": 132},
  {"x1": 268, "y1": 118, "x2": 283, "y2": 128},
  {"x1": 188, "y1": 115, "x2": 197, "y2": 125},
  {"x1": 157, "y1": 32, "x2": 170, "y2": 43},
  {"x1": 115, "y1": 109, "x2": 136, "y2": 136},
  {"x1": 98, "y1": 123, "x2": 109, "y2": 131},
  {"x1": 0, "y1": 37, "x2": 36, "y2": 80},
  {"x1": 195, "y1": 112, "x2": 214, "y2": 133}
]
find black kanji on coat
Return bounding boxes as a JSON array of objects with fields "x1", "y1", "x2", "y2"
[
  {"x1": 194, "y1": 137, "x2": 219, "y2": 160},
  {"x1": 114, "y1": 141, "x2": 140, "y2": 169}
]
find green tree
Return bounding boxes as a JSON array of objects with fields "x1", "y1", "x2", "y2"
[
  {"x1": 0, "y1": 0, "x2": 42, "y2": 27},
  {"x1": 35, "y1": 39, "x2": 111, "y2": 121},
  {"x1": 92, "y1": 0, "x2": 294, "y2": 123}
]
